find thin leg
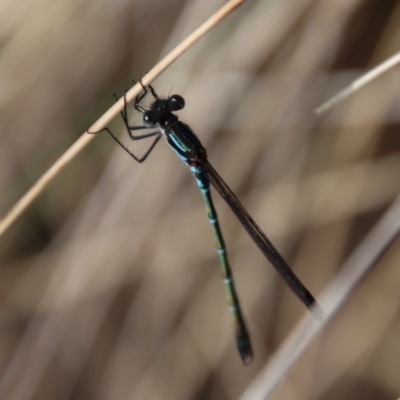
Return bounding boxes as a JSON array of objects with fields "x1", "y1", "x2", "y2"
[
  {"x1": 88, "y1": 80, "x2": 163, "y2": 162},
  {"x1": 114, "y1": 92, "x2": 147, "y2": 133},
  {"x1": 114, "y1": 92, "x2": 158, "y2": 137},
  {"x1": 92, "y1": 127, "x2": 161, "y2": 163},
  {"x1": 136, "y1": 79, "x2": 160, "y2": 102},
  {"x1": 192, "y1": 166, "x2": 253, "y2": 365},
  {"x1": 147, "y1": 83, "x2": 159, "y2": 100},
  {"x1": 126, "y1": 79, "x2": 149, "y2": 113},
  {"x1": 134, "y1": 81, "x2": 149, "y2": 113},
  {"x1": 115, "y1": 79, "x2": 159, "y2": 119}
]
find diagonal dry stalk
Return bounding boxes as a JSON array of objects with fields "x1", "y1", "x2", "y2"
[
  {"x1": 315, "y1": 51, "x2": 400, "y2": 114},
  {"x1": 0, "y1": 0, "x2": 246, "y2": 238}
]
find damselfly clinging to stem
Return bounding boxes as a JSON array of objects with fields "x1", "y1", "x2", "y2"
[{"x1": 92, "y1": 81, "x2": 322, "y2": 365}]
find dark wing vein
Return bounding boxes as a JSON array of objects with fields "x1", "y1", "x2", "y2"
[{"x1": 202, "y1": 159, "x2": 323, "y2": 318}]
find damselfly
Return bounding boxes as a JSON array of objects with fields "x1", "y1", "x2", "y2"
[{"x1": 94, "y1": 81, "x2": 322, "y2": 365}]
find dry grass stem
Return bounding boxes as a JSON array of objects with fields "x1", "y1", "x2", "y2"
[{"x1": 316, "y1": 51, "x2": 400, "y2": 114}]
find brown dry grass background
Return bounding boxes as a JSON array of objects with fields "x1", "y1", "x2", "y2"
[{"x1": 1, "y1": 0, "x2": 400, "y2": 399}]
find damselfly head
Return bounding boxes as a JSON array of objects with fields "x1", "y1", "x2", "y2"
[{"x1": 142, "y1": 95, "x2": 185, "y2": 127}]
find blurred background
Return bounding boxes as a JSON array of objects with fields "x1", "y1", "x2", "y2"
[{"x1": 1, "y1": 0, "x2": 400, "y2": 399}]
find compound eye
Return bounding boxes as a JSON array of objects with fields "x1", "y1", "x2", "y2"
[
  {"x1": 143, "y1": 111, "x2": 156, "y2": 127},
  {"x1": 169, "y1": 95, "x2": 185, "y2": 111}
]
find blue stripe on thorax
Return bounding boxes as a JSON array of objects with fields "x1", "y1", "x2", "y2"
[{"x1": 168, "y1": 133, "x2": 188, "y2": 154}]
